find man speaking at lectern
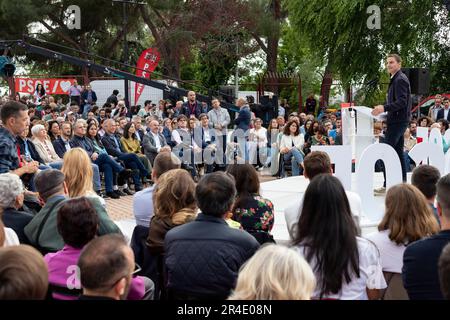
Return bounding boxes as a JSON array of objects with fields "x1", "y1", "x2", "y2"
[{"x1": 372, "y1": 54, "x2": 412, "y2": 195}]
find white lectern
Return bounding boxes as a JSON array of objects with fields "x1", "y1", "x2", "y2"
[{"x1": 341, "y1": 106, "x2": 381, "y2": 162}]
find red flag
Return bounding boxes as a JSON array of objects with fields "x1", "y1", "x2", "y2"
[{"x1": 134, "y1": 48, "x2": 160, "y2": 106}]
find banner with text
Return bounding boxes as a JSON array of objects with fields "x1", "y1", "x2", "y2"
[
  {"x1": 134, "y1": 48, "x2": 160, "y2": 106},
  {"x1": 15, "y1": 78, "x2": 75, "y2": 95}
]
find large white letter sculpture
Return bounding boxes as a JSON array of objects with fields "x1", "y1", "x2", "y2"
[
  {"x1": 356, "y1": 144, "x2": 403, "y2": 222},
  {"x1": 311, "y1": 145, "x2": 352, "y2": 191}
]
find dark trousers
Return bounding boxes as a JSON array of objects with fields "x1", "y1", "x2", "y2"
[
  {"x1": 94, "y1": 154, "x2": 124, "y2": 193},
  {"x1": 382, "y1": 122, "x2": 408, "y2": 187},
  {"x1": 118, "y1": 153, "x2": 148, "y2": 189}
]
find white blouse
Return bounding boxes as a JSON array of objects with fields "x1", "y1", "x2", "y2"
[
  {"x1": 279, "y1": 133, "x2": 305, "y2": 150},
  {"x1": 293, "y1": 237, "x2": 387, "y2": 300},
  {"x1": 365, "y1": 229, "x2": 406, "y2": 274},
  {"x1": 249, "y1": 127, "x2": 268, "y2": 147}
]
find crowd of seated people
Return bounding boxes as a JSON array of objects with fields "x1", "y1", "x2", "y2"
[{"x1": 2, "y1": 91, "x2": 450, "y2": 302}]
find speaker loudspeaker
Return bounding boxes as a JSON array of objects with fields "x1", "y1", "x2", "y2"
[{"x1": 401, "y1": 68, "x2": 430, "y2": 95}]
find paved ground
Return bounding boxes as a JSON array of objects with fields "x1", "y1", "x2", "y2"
[{"x1": 106, "y1": 168, "x2": 277, "y2": 221}]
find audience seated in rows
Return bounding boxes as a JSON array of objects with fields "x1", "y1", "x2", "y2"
[
  {"x1": 164, "y1": 172, "x2": 260, "y2": 300},
  {"x1": 44, "y1": 197, "x2": 153, "y2": 300}
]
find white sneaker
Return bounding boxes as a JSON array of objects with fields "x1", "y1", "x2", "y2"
[{"x1": 374, "y1": 187, "x2": 386, "y2": 196}]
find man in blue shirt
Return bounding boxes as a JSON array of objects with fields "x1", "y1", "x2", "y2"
[
  {"x1": 0, "y1": 101, "x2": 39, "y2": 177},
  {"x1": 403, "y1": 173, "x2": 450, "y2": 299},
  {"x1": 133, "y1": 151, "x2": 180, "y2": 227}
]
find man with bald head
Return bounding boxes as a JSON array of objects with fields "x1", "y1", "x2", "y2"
[
  {"x1": 142, "y1": 119, "x2": 171, "y2": 165},
  {"x1": 182, "y1": 91, "x2": 202, "y2": 119}
]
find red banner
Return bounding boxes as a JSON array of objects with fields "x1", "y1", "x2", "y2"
[
  {"x1": 15, "y1": 78, "x2": 76, "y2": 95},
  {"x1": 134, "y1": 48, "x2": 160, "y2": 105}
]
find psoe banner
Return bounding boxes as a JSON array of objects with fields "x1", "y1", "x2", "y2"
[{"x1": 15, "y1": 78, "x2": 76, "y2": 95}]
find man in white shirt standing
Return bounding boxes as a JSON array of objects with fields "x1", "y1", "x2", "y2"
[{"x1": 284, "y1": 151, "x2": 363, "y2": 239}]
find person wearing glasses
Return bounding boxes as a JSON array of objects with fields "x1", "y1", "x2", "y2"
[
  {"x1": 77, "y1": 233, "x2": 153, "y2": 300},
  {"x1": 142, "y1": 119, "x2": 171, "y2": 166}
]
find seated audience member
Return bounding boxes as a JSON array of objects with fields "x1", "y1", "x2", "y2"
[
  {"x1": 309, "y1": 125, "x2": 331, "y2": 146},
  {"x1": 16, "y1": 125, "x2": 46, "y2": 167},
  {"x1": 30, "y1": 124, "x2": 63, "y2": 169},
  {"x1": 47, "y1": 120, "x2": 60, "y2": 142},
  {"x1": 248, "y1": 118, "x2": 267, "y2": 169},
  {"x1": 164, "y1": 172, "x2": 260, "y2": 300},
  {"x1": 78, "y1": 234, "x2": 148, "y2": 300},
  {"x1": 146, "y1": 169, "x2": 197, "y2": 255},
  {"x1": 142, "y1": 119, "x2": 171, "y2": 166},
  {"x1": 226, "y1": 164, "x2": 275, "y2": 244},
  {"x1": 366, "y1": 184, "x2": 439, "y2": 300},
  {"x1": 279, "y1": 120, "x2": 305, "y2": 176},
  {"x1": 24, "y1": 170, "x2": 68, "y2": 253},
  {"x1": 229, "y1": 244, "x2": 315, "y2": 300},
  {"x1": 45, "y1": 198, "x2": 152, "y2": 300},
  {"x1": 61, "y1": 148, "x2": 121, "y2": 235},
  {"x1": 284, "y1": 151, "x2": 363, "y2": 239},
  {"x1": 411, "y1": 165, "x2": 441, "y2": 224},
  {"x1": 403, "y1": 174, "x2": 450, "y2": 300},
  {"x1": 120, "y1": 122, "x2": 151, "y2": 172},
  {"x1": 0, "y1": 173, "x2": 33, "y2": 244},
  {"x1": 0, "y1": 101, "x2": 39, "y2": 177},
  {"x1": 0, "y1": 245, "x2": 48, "y2": 300},
  {"x1": 133, "y1": 152, "x2": 181, "y2": 227},
  {"x1": 292, "y1": 174, "x2": 386, "y2": 300},
  {"x1": 73, "y1": 119, "x2": 130, "y2": 198},
  {"x1": 101, "y1": 119, "x2": 149, "y2": 192},
  {"x1": 439, "y1": 243, "x2": 450, "y2": 300},
  {"x1": 0, "y1": 215, "x2": 19, "y2": 247},
  {"x1": 52, "y1": 121, "x2": 73, "y2": 158}
]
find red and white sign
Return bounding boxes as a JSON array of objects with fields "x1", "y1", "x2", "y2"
[
  {"x1": 15, "y1": 78, "x2": 75, "y2": 95},
  {"x1": 134, "y1": 48, "x2": 160, "y2": 105}
]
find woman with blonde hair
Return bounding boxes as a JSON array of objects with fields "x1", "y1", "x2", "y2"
[
  {"x1": 229, "y1": 245, "x2": 316, "y2": 300},
  {"x1": 61, "y1": 148, "x2": 121, "y2": 235},
  {"x1": 366, "y1": 183, "x2": 440, "y2": 299},
  {"x1": 146, "y1": 169, "x2": 197, "y2": 256}
]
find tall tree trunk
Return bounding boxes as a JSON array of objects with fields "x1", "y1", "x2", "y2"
[
  {"x1": 267, "y1": 0, "x2": 281, "y2": 94},
  {"x1": 320, "y1": 62, "x2": 333, "y2": 109}
]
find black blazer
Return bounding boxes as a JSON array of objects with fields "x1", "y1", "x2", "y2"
[
  {"x1": 101, "y1": 133, "x2": 125, "y2": 157},
  {"x1": 384, "y1": 70, "x2": 412, "y2": 125},
  {"x1": 436, "y1": 108, "x2": 450, "y2": 122},
  {"x1": 52, "y1": 137, "x2": 74, "y2": 159},
  {"x1": 16, "y1": 137, "x2": 45, "y2": 164},
  {"x1": 2, "y1": 208, "x2": 33, "y2": 244}
]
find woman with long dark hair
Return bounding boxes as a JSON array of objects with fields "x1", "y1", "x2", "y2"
[
  {"x1": 47, "y1": 120, "x2": 61, "y2": 142},
  {"x1": 226, "y1": 164, "x2": 275, "y2": 244},
  {"x1": 34, "y1": 83, "x2": 46, "y2": 104},
  {"x1": 120, "y1": 122, "x2": 151, "y2": 173},
  {"x1": 292, "y1": 174, "x2": 386, "y2": 299}
]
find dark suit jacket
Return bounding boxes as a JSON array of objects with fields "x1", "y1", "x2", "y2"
[
  {"x1": 17, "y1": 137, "x2": 45, "y2": 164},
  {"x1": 101, "y1": 133, "x2": 125, "y2": 157},
  {"x1": 234, "y1": 106, "x2": 251, "y2": 132},
  {"x1": 436, "y1": 108, "x2": 450, "y2": 121},
  {"x1": 70, "y1": 135, "x2": 95, "y2": 157},
  {"x1": 182, "y1": 101, "x2": 202, "y2": 119},
  {"x1": 2, "y1": 208, "x2": 33, "y2": 244},
  {"x1": 52, "y1": 137, "x2": 74, "y2": 159},
  {"x1": 384, "y1": 70, "x2": 412, "y2": 125},
  {"x1": 81, "y1": 90, "x2": 97, "y2": 104},
  {"x1": 142, "y1": 131, "x2": 168, "y2": 165}
]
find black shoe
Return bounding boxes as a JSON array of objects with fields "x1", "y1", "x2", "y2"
[
  {"x1": 122, "y1": 188, "x2": 134, "y2": 196},
  {"x1": 106, "y1": 191, "x2": 120, "y2": 199},
  {"x1": 96, "y1": 191, "x2": 109, "y2": 199},
  {"x1": 114, "y1": 189, "x2": 127, "y2": 197},
  {"x1": 117, "y1": 169, "x2": 133, "y2": 185}
]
